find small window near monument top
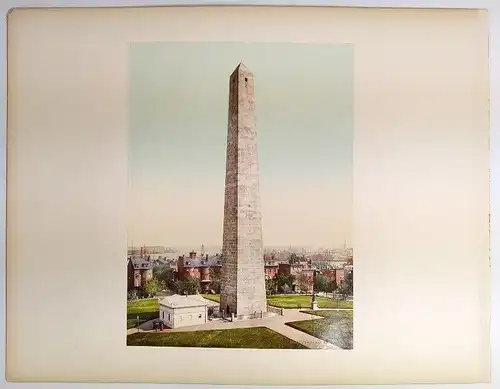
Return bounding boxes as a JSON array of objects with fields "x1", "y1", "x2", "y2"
[{"x1": 245, "y1": 77, "x2": 248, "y2": 82}]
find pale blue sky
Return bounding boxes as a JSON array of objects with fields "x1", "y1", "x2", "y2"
[{"x1": 128, "y1": 42, "x2": 353, "y2": 248}]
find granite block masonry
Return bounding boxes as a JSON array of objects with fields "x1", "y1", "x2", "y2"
[{"x1": 220, "y1": 63, "x2": 268, "y2": 318}]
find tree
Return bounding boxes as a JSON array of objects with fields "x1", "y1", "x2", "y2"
[
  {"x1": 172, "y1": 279, "x2": 183, "y2": 294},
  {"x1": 315, "y1": 274, "x2": 329, "y2": 293},
  {"x1": 144, "y1": 278, "x2": 165, "y2": 297},
  {"x1": 209, "y1": 267, "x2": 221, "y2": 293},
  {"x1": 297, "y1": 272, "x2": 313, "y2": 293},
  {"x1": 153, "y1": 265, "x2": 176, "y2": 291},
  {"x1": 274, "y1": 274, "x2": 295, "y2": 292},
  {"x1": 326, "y1": 278, "x2": 337, "y2": 293},
  {"x1": 181, "y1": 276, "x2": 200, "y2": 295},
  {"x1": 265, "y1": 277, "x2": 275, "y2": 294},
  {"x1": 345, "y1": 270, "x2": 353, "y2": 295},
  {"x1": 127, "y1": 289, "x2": 137, "y2": 300}
]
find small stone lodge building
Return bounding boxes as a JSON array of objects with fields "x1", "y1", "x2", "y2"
[{"x1": 159, "y1": 294, "x2": 219, "y2": 329}]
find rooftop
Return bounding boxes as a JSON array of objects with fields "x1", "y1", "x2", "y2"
[
  {"x1": 182, "y1": 255, "x2": 222, "y2": 268},
  {"x1": 159, "y1": 294, "x2": 219, "y2": 309},
  {"x1": 129, "y1": 257, "x2": 153, "y2": 269}
]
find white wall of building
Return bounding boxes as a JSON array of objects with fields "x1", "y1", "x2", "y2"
[
  {"x1": 159, "y1": 305, "x2": 175, "y2": 328},
  {"x1": 159, "y1": 304, "x2": 208, "y2": 329}
]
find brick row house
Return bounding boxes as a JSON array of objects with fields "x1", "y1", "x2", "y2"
[
  {"x1": 127, "y1": 256, "x2": 154, "y2": 293},
  {"x1": 177, "y1": 251, "x2": 222, "y2": 293}
]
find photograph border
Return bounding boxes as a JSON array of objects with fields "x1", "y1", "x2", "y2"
[{"x1": 2, "y1": 1, "x2": 498, "y2": 388}]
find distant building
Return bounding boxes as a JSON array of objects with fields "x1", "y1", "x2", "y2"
[
  {"x1": 320, "y1": 269, "x2": 337, "y2": 284},
  {"x1": 278, "y1": 262, "x2": 310, "y2": 277},
  {"x1": 127, "y1": 256, "x2": 154, "y2": 292},
  {"x1": 264, "y1": 254, "x2": 279, "y2": 279},
  {"x1": 177, "y1": 251, "x2": 222, "y2": 293},
  {"x1": 159, "y1": 294, "x2": 219, "y2": 329},
  {"x1": 297, "y1": 269, "x2": 316, "y2": 293},
  {"x1": 335, "y1": 268, "x2": 345, "y2": 285}
]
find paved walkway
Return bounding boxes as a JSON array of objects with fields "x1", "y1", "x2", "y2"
[{"x1": 155, "y1": 309, "x2": 341, "y2": 350}]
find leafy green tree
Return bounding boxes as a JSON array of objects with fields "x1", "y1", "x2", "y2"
[
  {"x1": 326, "y1": 278, "x2": 337, "y2": 293},
  {"x1": 153, "y1": 265, "x2": 176, "y2": 291},
  {"x1": 265, "y1": 277, "x2": 275, "y2": 294},
  {"x1": 127, "y1": 289, "x2": 137, "y2": 300},
  {"x1": 144, "y1": 278, "x2": 165, "y2": 297},
  {"x1": 173, "y1": 279, "x2": 183, "y2": 294},
  {"x1": 274, "y1": 274, "x2": 296, "y2": 292},
  {"x1": 209, "y1": 267, "x2": 221, "y2": 293},
  {"x1": 315, "y1": 274, "x2": 329, "y2": 293},
  {"x1": 297, "y1": 272, "x2": 313, "y2": 293},
  {"x1": 181, "y1": 276, "x2": 200, "y2": 295}
]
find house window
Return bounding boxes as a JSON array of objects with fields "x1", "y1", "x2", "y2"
[
  {"x1": 162, "y1": 311, "x2": 164, "y2": 319},
  {"x1": 168, "y1": 313, "x2": 171, "y2": 321}
]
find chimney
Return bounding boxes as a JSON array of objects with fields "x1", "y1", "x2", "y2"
[{"x1": 206, "y1": 254, "x2": 208, "y2": 261}]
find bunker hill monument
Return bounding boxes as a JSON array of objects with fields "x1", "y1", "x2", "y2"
[{"x1": 220, "y1": 63, "x2": 268, "y2": 319}]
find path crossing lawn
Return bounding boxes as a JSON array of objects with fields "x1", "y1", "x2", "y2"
[
  {"x1": 285, "y1": 310, "x2": 353, "y2": 349},
  {"x1": 201, "y1": 294, "x2": 353, "y2": 309},
  {"x1": 127, "y1": 327, "x2": 307, "y2": 349}
]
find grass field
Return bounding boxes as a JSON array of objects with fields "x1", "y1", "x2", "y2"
[
  {"x1": 127, "y1": 327, "x2": 307, "y2": 349},
  {"x1": 267, "y1": 295, "x2": 353, "y2": 309},
  {"x1": 127, "y1": 298, "x2": 159, "y2": 329},
  {"x1": 285, "y1": 309, "x2": 353, "y2": 349},
  {"x1": 201, "y1": 294, "x2": 353, "y2": 309},
  {"x1": 201, "y1": 294, "x2": 220, "y2": 302}
]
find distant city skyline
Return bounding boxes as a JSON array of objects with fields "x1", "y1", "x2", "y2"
[
  {"x1": 127, "y1": 243, "x2": 353, "y2": 252},
  {"x1": 128, "y1": 42, "x2": 353, "y2": 248}
]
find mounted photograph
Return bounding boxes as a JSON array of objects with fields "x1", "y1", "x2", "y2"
[{"x1": 126, "y1": 42, "x2": 354, "y2": 350}]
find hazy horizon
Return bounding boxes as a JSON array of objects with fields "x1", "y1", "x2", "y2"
[{"x1": 128, "y1": 42, "x2": 353, "y2": 248}]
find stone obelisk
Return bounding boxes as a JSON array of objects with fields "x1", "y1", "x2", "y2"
[{"x1": 220, "y1": 63, "x2": 267, "y2": 319}]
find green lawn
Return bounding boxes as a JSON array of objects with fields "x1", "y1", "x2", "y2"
[
  {"x1": 127, "y1": 327, "x2": 307, "y2": 349},
  {"x1": 201, "y1": 294, "x2": 220, "y2": 302},
  {"x1": 285, "y1": 310, "x2": 353, "y2": 350},
  {"x1": 267, "y1": 295, "x2": 353, "y2": 309},
  {"x1": 201, "y1": 294, "x2": 353, "y2": 309},
  {"x1": 127, "y1": 298, "x2": 159, "y2": 329}
]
